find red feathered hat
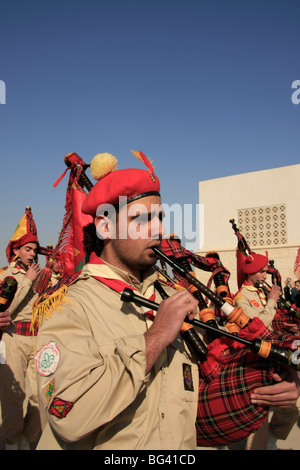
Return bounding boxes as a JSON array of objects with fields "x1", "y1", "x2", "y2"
[
  {"x1": 6, "y1": 206, "x2": 39, "y2": 263},
  {"x1": 82, "y1": 150, "x2": 160, "y2": 217}
]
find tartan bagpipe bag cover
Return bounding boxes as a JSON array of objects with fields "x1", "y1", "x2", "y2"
[{"x1": 196, "y1": 317, "x2": 299, "y2": 447}]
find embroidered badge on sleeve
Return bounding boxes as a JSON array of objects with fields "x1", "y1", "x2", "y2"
[
  {"x1": 49, "y1": 397, "x2": 73, "y2": 418},
  {"x1": 35, "y1": 341, "x2": 61, "y2": 376},
  {"x1": 42, "y1": 378, "x2": 55, "y2": 407}
]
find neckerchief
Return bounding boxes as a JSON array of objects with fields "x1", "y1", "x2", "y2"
[
  {"x1": 81, "y1": 253, "x2": 156, "y2": 321},
  {"x1": 242, "y1": 281, "x2": 267, "y2": 306}
]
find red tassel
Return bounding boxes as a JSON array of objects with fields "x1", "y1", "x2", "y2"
[
  {"x1": 53, "y1": 168, "x2": 70, "y2": 188},
  {"x1": 34, "y1": 267, "x2": 53, "y2": 294}
]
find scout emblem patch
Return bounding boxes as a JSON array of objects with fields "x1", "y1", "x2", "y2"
[
  {"x1": 250, "y1": 300, "x2": 260, "y2": 308},
  {"x1": 35, "y1": 341, "x2": 60, "y2": 376},
  {"x1": 49, "y1": 397, "x2": 73, "y2": 418},
  {"x1": 182, "y1": 363, "x2": 194, "y2": 391},
  {"x1": 42, "y1": 379, "x2": 55, "y2": 407}
]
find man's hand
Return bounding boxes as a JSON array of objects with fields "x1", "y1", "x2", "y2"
[
  {"x1": 0, "y1": 311, "x2": 12, "y2": 330},
  {"x1": 281, "y1": 322, "x2": 300, "y2": 335},
  {"x1": 250, "y1": 369, "x2": 300, "y2": 407},
  {"x1": 267, "y1": 285, "x2": 281, "y2": 303},
  {"x1": 25, "y1": 262, "x2": 42, "y2": 281},
  {"x1": 144, "y1": 290, "x2": 198, "y2": 374}
]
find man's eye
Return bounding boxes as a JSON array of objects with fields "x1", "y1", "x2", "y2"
[{"x1": 135, "y1": 213, "x2": 149, "y2": 223}]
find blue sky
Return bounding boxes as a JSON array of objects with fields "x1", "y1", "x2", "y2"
[{"x1": 0, "y1": 0, "x2": 299, "y2": 267}]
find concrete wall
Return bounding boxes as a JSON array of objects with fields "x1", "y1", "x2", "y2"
[{"x1": 196, "y1": 164, "x2": 300, "y2": 294}]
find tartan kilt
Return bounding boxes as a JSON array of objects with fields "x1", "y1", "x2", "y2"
[{"x1": 196, "y1": 318, "x2": 299, "y2": 447}]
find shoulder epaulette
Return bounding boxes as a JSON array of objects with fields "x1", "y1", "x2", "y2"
[
  {"x1": 31, "y1": 272, "x2": 80, "y2": 333},
  {"x1": 0, "y1": 266, "x2": 8, "y2": 277},
  {"x1": 232, "y1": 291, "x2": 241, "y2": 305}
]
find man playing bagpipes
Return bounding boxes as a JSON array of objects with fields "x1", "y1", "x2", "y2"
[
  {"x1": 231, "y1": 224, "x2": 300, "y2": 450},
  {"x1": 155, "y1": 232, "x2": 300, "y2": 449},
  {"x1": 0, "y1": 207, "x2": 55, "y2": 450},
  {"x1": 34, "y1": 151, "x2": 201, "y2": 450},
  {"x1": 234, "y1": 253, "x2": 281, "y2": 330},
  {"x1": 32, "y1": 151, "x2": 300, "y2": 450}
]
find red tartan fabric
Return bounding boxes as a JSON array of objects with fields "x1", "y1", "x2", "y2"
[
  {"x1": 160, "y1": 237, "x2": 231, "y2": 299},
  {"x1": 196, "y1": 318, "x2": 300, "y2": 447},
  {"x1": 272, "y1": 308, "x2": 300, "y2": 335},
  {"x1": 34, "y1": 266, "x2": 53, "y2": 294},
  {"x1": 197, "y1": 349, "x2": 272, "y2": 446},
  {"x1": 160, "y1": 238, "x2": 225, "y2": 273},
  {"x1": 14, "y1": 321, "x2": 38, "y2": 336}
]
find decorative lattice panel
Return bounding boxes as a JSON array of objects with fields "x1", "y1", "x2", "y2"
[{"x1": 237, "y1": 204, "x2": 287, "y2": 247}]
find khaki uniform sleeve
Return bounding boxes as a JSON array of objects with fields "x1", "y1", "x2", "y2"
[
  {"x1": 9, "y1": 278, "x2": 33, "y2": 318},
  {"x1": 235, "y1": 289, "x2": 276, "y2": 329},
  {"x1": 36, "y1": 299, "x2": 150, "y2": 443}
]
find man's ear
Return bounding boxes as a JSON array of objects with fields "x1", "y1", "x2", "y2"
[{"x1": 94, "y1": 215, "x2": 116, "y2": 240}]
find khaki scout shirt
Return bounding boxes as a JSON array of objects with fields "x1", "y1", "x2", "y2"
[
  {"x1": 0, "y1": 263, "x2": 39, "y2": 322},
  {"x1": 234, "y1": 284, "x2": 277, "y2": 329},
  {"x1": 35, "y1": 260, "x2": 199, "y2": 450}
]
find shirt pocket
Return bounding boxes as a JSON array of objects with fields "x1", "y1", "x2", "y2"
[{"x1": 169, "y1": 341, "x2": 198, "y2": 403}]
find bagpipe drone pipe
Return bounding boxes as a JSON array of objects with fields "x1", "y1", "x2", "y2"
[
  {"x1": 159, "y1": 235, "x2": 231, "y2": 300},
  {"x1": 158, "y1": 236, "x2": 232, "y2": 329},
  {"x1": 152, "y1": 245, "x2": 300, "y2": 447},
  {"x1": 230, "y1": 218, "x2": 300, "y2": 336},
  {"x1": 53, "y1": 152, "x2": 300, "y2": 447}
]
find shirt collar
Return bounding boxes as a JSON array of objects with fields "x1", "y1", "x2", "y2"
[{"x1": 80, "y1": 252, "x2": 157, "y2": 294}]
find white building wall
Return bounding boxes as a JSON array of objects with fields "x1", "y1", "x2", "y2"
[{"x1": 195, "y1": 164, "x2": 300, "y2": 294}]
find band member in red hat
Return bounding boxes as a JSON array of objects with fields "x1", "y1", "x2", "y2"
[
  {"x1": 34, "y1": 151, "x2": 200, "y2": 450},
  {"x1": 234, "y1": 252, "x2": 299, "y2": 450},
  {"x1": 34, "y1": 152, "x2": 300, "y2": 450},
  {"x1": 0, "y1": 207, "x2": 42, "y2": 450},
  {"x1": 234, "y1": 253, "x2": 281, "y2": 329}
]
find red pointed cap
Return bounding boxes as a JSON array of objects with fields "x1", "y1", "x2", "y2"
[{"x1": 6, "y1": 207, "x2": 39, "y2": 262}]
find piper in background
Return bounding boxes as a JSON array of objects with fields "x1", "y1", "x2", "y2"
[
  {"x1": 234, "y1": 253, "x2": 281, "y2": 329},
  {"x1": 0, "y1": 207, "x2": 42, "y2": 450},
  {"x1": 234, "y1": 252, "x2": 299, "y2": 451}
]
